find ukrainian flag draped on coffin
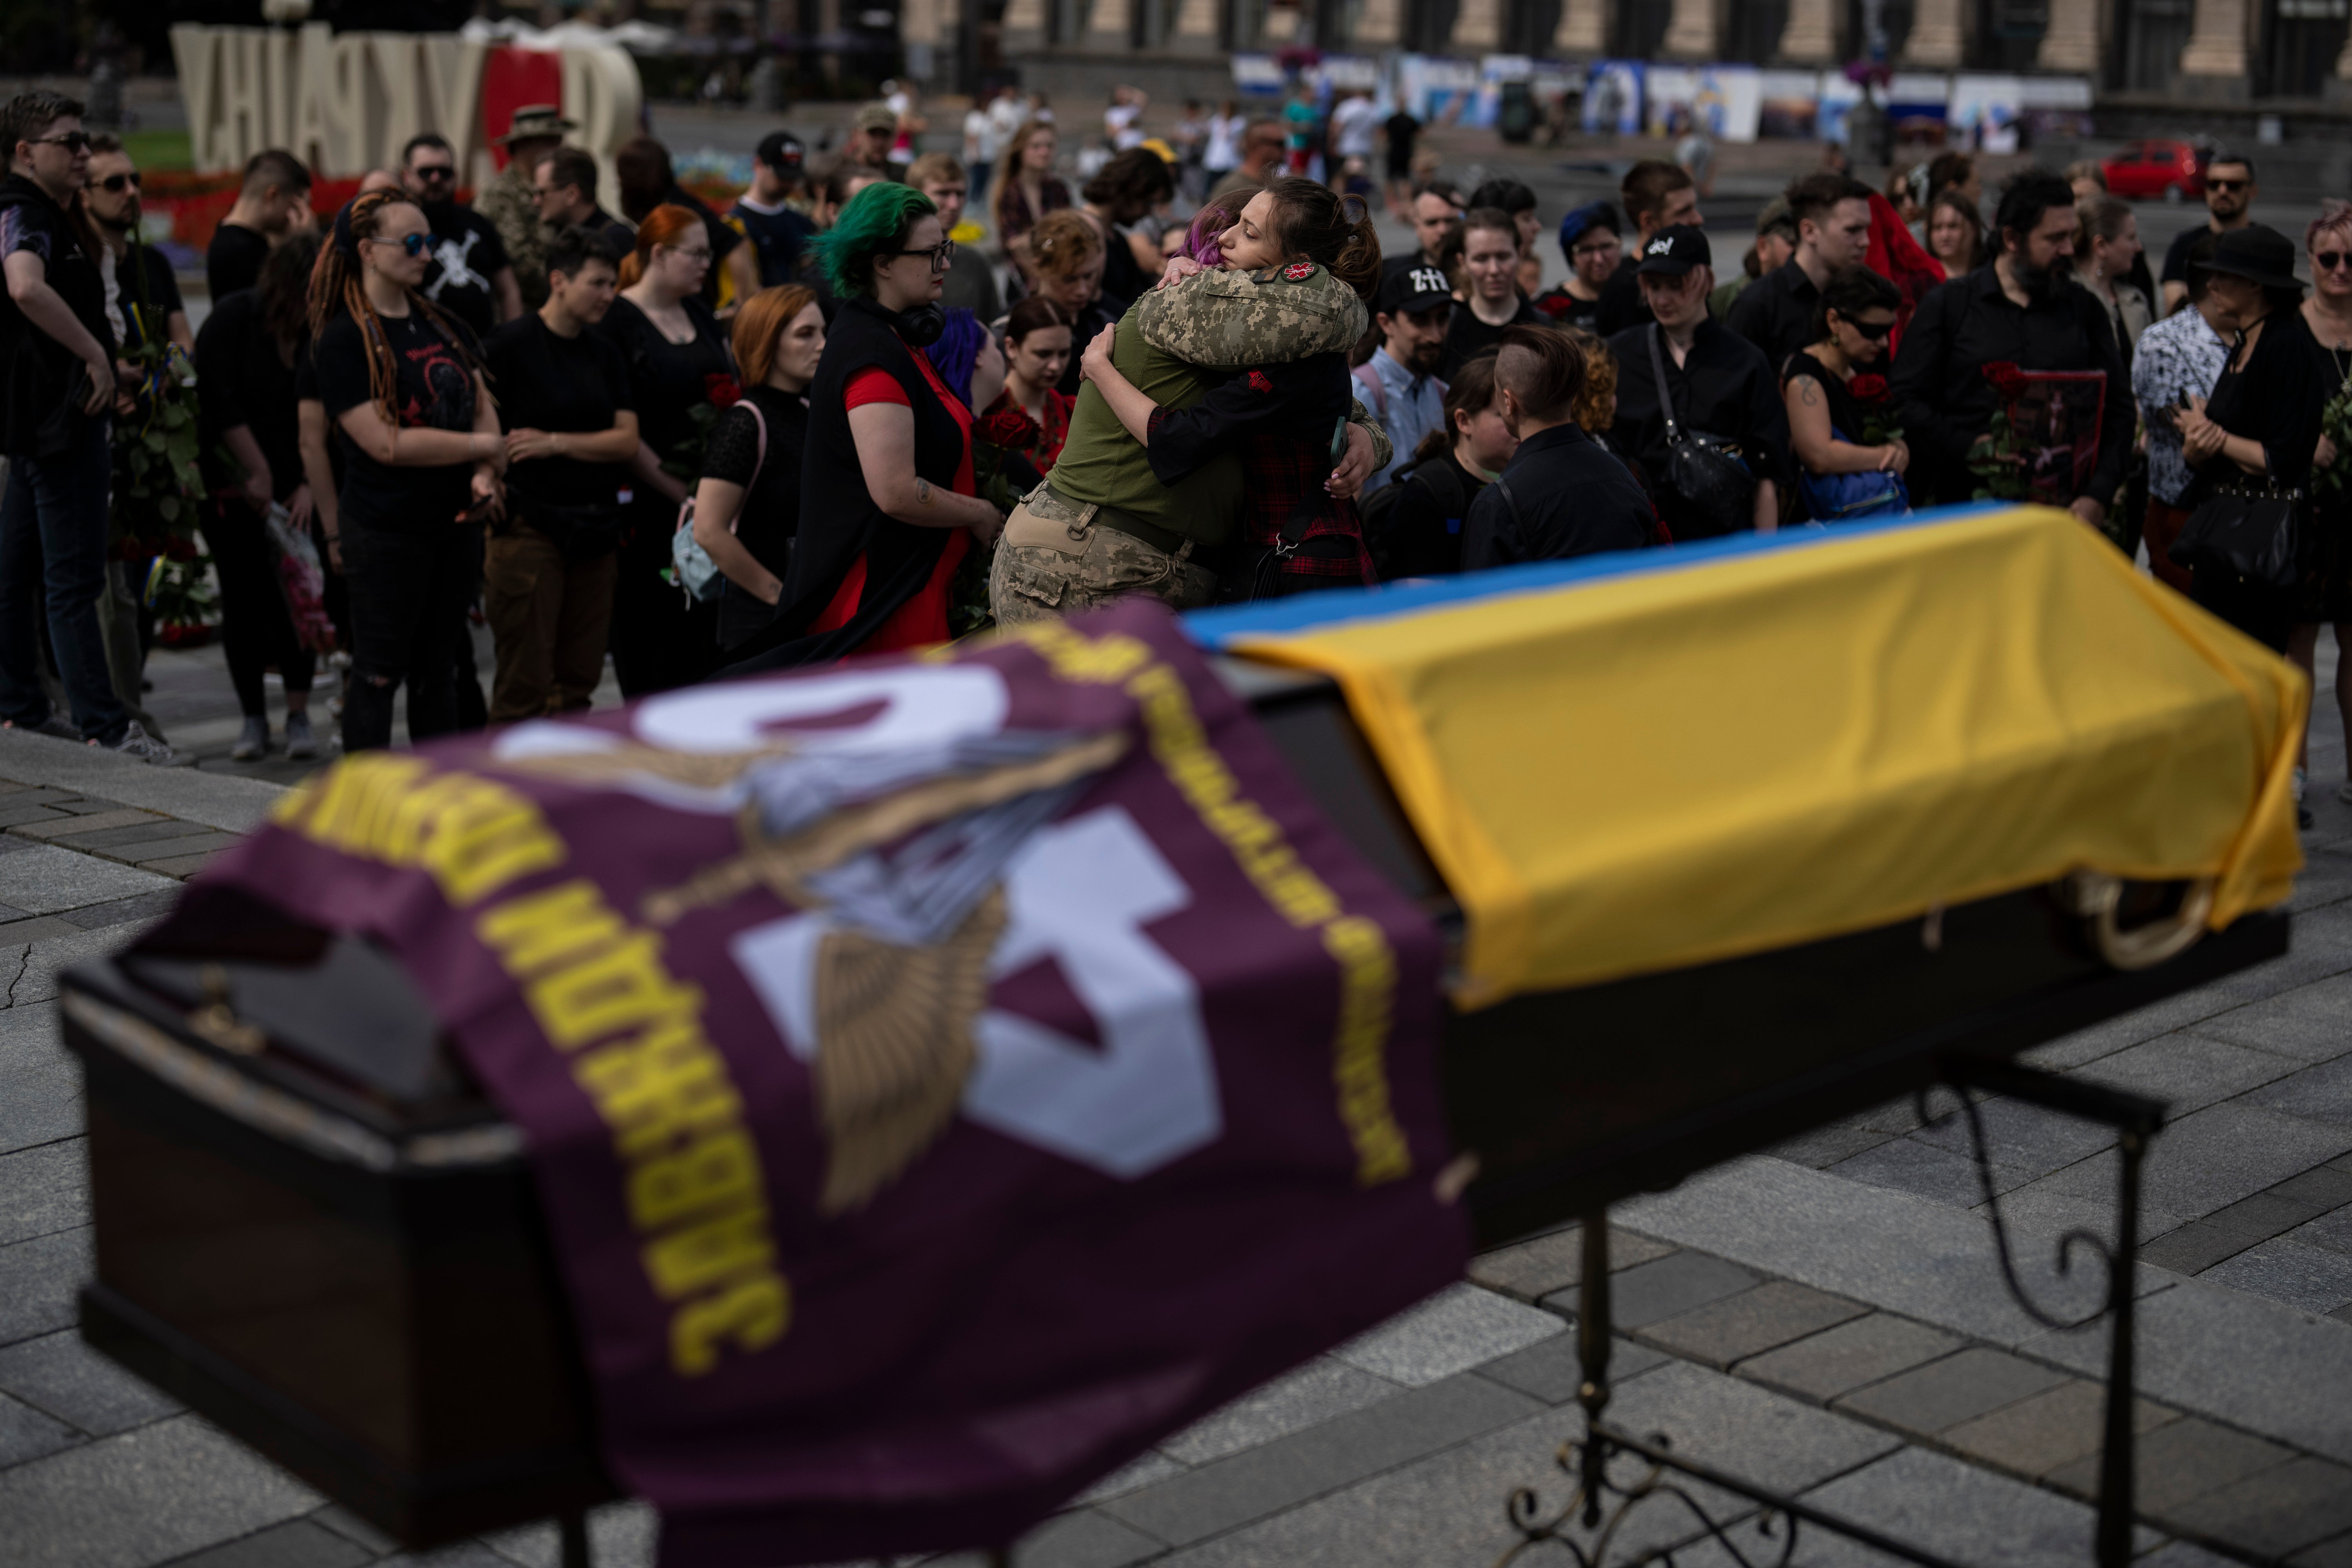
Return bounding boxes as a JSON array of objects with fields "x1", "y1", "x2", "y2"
[{"x1": 1189, "y1": 505, "x2": 2306, "y2": 1009}]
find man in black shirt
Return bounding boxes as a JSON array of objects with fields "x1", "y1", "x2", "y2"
[
  {"x1": 0, "y1": 91, "x2": 172, "y2": 760},
  {"x1": 1382, "y1": 109, "x2": 1420, "y2": 215},
  {"x1": 206, "y1": 147, "x2": 309, "y2": 302},
  {"x1": 1463, "y1": 325, "x2": 1653, "y2": 568},
  {"x1": 481, "y1": 227, "x2": 637, "y2": 724},
  {"x1": 1726, "y1": 172, "x2": 1872, "y2": 376},
  {"x1": 734, "y1": 131, "x2": 818, "y2": 290},
  {"x1": 2160, "y1": 151, "x2": 2256, "y2": 316},
  {"x1": 1381, "y1": 179, "x2": 1463, "y2": 281},
  {"x1": 1596, "y1": 160, "x2": 1704, "y2": 338},
  {"x1": 1889, "y1": 168, "x2": 2132, "y2": 521},
  {"x1": 533, "y1": 146, "x2": 634, "y2": 254},
  {"x1": 400, "y1": 133, "x2": 521, "y2": 338},
  {"x1": 1606, "y1": 226, "x2": 1790, "y2": 539}
]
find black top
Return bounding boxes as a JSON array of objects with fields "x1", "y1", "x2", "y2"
[
  {"x1": 661, "y1": 185, "x2": 746, "y2": 309},
  {"x1": 595, "y1": 294, "x2": 733, "y2": 464},
  {"x1": 2188, "y1": 309, "x2": 2324, "y2": 505},
  {"x1": 578, "y1": 207, "x2": 635, "y2": 250},
  {"x1": 194, "y1": 287, "x2": 304, "y2": 500},
  {"x1": 1443, "y1": 294, "x2": 1544, "y2": 380},
  {"x1": 1887, "y1": 264, "x2": 2134, "y2": 509},
  {"x1": 1605, "y1": 319, "x2": 1793, "y2": 539},
  {"x1": 416, "y1": 200, "x2": 510, "y2": 339},
  {"x1": 484, "y1": 313, "x2": 635, "y2": 514},
  {"x1": 1461, "y1": 423, "x2": 1654, "y2": 568},
  {"x1": 1723, "y1": 260, "x2": 1822, "y2": 377},
  {"x1": 206, "y1": 221, "x2": 273, "y2": 303},
  {"x1": 1782, "y1": 348, "x2": 1877, "y2": 452},
  {"x1": 726, "y1": 297, "x2": 969, "y2": 672},
  {"x1": 0, "y1": 174, "x2": 113, "y2": 457},
  {"x1": 731, "y1": 198, "x2": 816, "y2": 290},
  {"x1": 1100, "y1": 228, "x2": 1153, "y2": 309},
  {"x1": 1594, "y1": 255, "x2": 1653, "y2": 338},
  {"x1": 2161, "y1": 222, "x2": 2230, "y2": 285},
  {"x1": 112, "y1": 242, "x2": 183, "y2": 354},
  {"x1": 1532, "y1": 284, "x2": 1605, "y2": 335},
  {"x1": 1383, "y1": 113, "x2": 1420, "y2": 168},
  {"x1": 701, "y1": 384, "x2": 810, "y2": 581},
  {"x1": 312, "y1": 309, "x2": 480, "y2": 530},
  {"x1": 1055, "y1": 292, "x2": 1129, "y2": 397},
  {"x1": 1369, "y1": 450, "x2": 1482, "y2": 578},
  {"x1": 1145, "y1": 352, "x2": 1352, "y2": 485}
]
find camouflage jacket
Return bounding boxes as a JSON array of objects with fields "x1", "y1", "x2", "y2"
[
  {"x1": 478, "y1": 163, "x2": 548, "y2": 310},
  {"x1": 1131, "y1": 260, "x2": 1368, "y2": 370}
]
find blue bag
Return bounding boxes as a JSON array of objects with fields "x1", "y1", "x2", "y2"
[{"x1": 1797, "y1": 425, "x2": 1909, "y2": 522}]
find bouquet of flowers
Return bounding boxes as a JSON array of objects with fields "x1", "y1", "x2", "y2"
[
  {"x1": 662, "y1": 372, "x2": 745, "y2": 484},
  {"x1": 1846, "y1": 372, "x2": 1902, "y2": 448},
  {"x1": 948, "y1": 402, "x2": 1051, "y2": 640},
  {"x1": 1967, "y1": 361, "x2": 2105, "y2": 507}
]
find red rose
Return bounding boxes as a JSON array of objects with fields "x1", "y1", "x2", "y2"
[
  {"x1": 1247, "y1": 370, "x2": 1274, "y2": 394},
  {"x1": 976, "y1": 406, "x2": 1043, "y2": 450},
  {"x1": 1980, "y1": 361, "x2": 2029, "y2": 399},
  {"x1": 704, "y1": 373, "x2": 743, "y2": 409},
  {"x1": 1848, "y1": 373, "x2": 1888, "y2": 402}
]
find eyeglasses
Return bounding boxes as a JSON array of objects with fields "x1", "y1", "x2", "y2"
[
  {"x1": 668, "y1": 247, "x2": 713, "y2": 263},
  {"x1": 96, "y1": 171, "x2": 140, "y2": 192},
  {"x1": 2206, "y1": 178, "x2": 2248, "y2": 193},
  {"x1": 367, "y1": 232, "x2": 433, "y2": 258},
  {"x1": 1572, "y1": 240, "x2": 1619, "y2": 258},
  {"x1": 895, "y1": 238, "x2": 958, "y2": 271},
  {"x1": 411, "y1": 164, "x2": 457, "y2": 184},
  {"x1": 2317, "y1": 252, "x2": 2352, "y2": 272},
  {"x1": 31, "y1": 131, "x2": 90, "y2": 154}
]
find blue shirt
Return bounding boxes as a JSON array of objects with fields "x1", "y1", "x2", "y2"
[{"x1": 1360, "y1": 347, "x2": 1447, "y2": 494}]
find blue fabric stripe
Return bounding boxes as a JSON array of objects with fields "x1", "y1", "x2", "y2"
[{"x1": 1182, "y1": 501, "x2": 2015, "y2": 649}]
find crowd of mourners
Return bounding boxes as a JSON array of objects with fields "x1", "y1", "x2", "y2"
[{"x1": 1, "y1": 85, "x2": 2347, "y2": 818}]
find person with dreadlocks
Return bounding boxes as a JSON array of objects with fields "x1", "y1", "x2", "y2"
[{"x1": 307, "y1": 187, "x2": 503, "y2": 754}]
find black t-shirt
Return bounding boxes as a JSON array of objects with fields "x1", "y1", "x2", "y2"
[
  {"x1": 312, "y1": 309, "x2": 480, "y2": 529},
  {"x1": 595, "y1": 294, "x2": 733, "y2": 463},
  {"x1": 484, "y1": 313, "x2": 635, "y2": 513},
  {"x1": 113, "y1": 243, "x2": 183, "y2": 353},
  {"x1": 195, "y1": 287, "x2": 304, "y2": 500},
  {"x1": 1606, "y1": 318, "x2": 1793, "y2": 539},
  {"x1": 702, "y1": 385, "x2": 810, "y2": 648},
  {"x1": 2161, "y1": 222, "x2": 2226, "y2": 285},
  {"x1": 731, "y1": 199, "x2": 815, "y2": 290},
  {"x1": 1442, "y1": 294, "x2": 1544, "y2": 379},
  {"x1": 1384, "y1": 113, "x2": 1420, "y2": 170},
  {"x1": 416, "y1": 201, "x2": 511, "y2": 339},
  {"x1": 1724, "y1": 261, "x2": 1822, "y2": 378},
  {"x1": 1533, "y1": 283, "x2": 1605, "y2": 335},
  {"x1": 1595, "y1": 255, "x2": 1653, "y2": 338},
  {"x1": 1783, "y1": 348, "x2": 1873, "y2": 453},
  {"x1": 0, "y1": 174, "x2": 113, "y2": 456},
  {"x1": 207, "y1": 221, "x2": 273, "y2": 303},
  {"x1": 1371, "y1": 450, "x2": 1481, "y2": 579}
]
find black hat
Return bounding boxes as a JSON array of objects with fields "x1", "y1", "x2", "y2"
[
  {"x1": 756, "y1": 131, "x2": 806, "y2": 173},
  {"x1": 1378, "y1": 263, "x2": 1454, "y2": 316},
  {"x1": 1636, "y1": 224, "x2": 1712, "y2": 276},
  {"x1": 2200, "y1": 224, "x2": 2302, "y2": 294}
]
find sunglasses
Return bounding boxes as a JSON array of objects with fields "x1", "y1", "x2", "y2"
[
  {"x1": 96, "y1": 171, "x2": 140, "y2": 192},
  {"x1": 2317, "y1": 252, "x2": 2352, "y2": 272},
  {"x1": 2205, "y1": 178, "x2": 2248, "y2": 193},
  {"x1": 31, "y1": 130, "x2": 91, "y2": 153},
  {"x1": 367, "y1": 232, "x2": 433, "y2": 258},
  {"x1": 895, "y1": 238, "x2": 958, "y2": 271},
  {"x1": 411, "y1": 164, "x2": 457, "y2": 183},
  {"x1": 1837, "y1": 316, "x2": 1896, "y2": 340}
]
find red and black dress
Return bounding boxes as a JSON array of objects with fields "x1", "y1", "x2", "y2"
[{"x1": 723, "y1": 297, "x2": 976, "y2": 671}]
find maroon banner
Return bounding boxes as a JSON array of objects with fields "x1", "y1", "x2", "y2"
[{"x1": 179, "y1": 602, "x2": 1467, "y2": 1565}]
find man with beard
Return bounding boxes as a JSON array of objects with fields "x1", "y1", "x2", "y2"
[
  {"x1": 1357, "y1": 262, "x2": 1453, "y2": 492},
  {"x1": 399, "y1": 133, "x2": 521, "y2": 338},
  {"x1": 1889, "y1": 167, "x2": 2132, "y2": 521},
  {"x1": 2160, "y1": 151, "x2": 2255, "y2": 317}
]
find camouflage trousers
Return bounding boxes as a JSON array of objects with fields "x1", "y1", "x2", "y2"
[{"x1": 987, "y1": 486, "x2": 1220, "y2": 627}]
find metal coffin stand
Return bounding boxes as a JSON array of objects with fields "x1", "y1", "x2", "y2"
[{"x1": 60, "y1": 666, "x2": 2285, "y2": 1568}]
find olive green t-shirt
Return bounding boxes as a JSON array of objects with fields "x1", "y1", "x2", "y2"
[{"x1": 1045, "y1": 305, "x2": 1246, "y2": 546}]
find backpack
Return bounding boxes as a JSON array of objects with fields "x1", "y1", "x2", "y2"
[
  {"x1": 672, "y1": 398, "x2": 766, "y2": 603},
  {"x1": 1359, "y1": 455, "x2": 1472, "y2": 577},
  {"x1": 1349, "y1": 359, "x2": 1387, "y2": 421}
]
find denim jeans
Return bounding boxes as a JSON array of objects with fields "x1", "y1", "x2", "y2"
[
  {"x1": 339, "y1": 513, "x2": 483, "y2": 753},
  {"x1": 0, "y1": 419, "x2": 129, "y2": 743}
]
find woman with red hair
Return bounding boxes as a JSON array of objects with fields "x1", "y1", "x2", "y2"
[{"x1": 596, "y1": 203, "x2": 735, "y2": 694}]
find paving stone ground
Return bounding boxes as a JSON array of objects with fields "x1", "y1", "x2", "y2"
[{"x1": 3, "y1": 637, "x2": 2351, "y2": 1568}]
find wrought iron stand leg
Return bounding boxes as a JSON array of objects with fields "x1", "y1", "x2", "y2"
[
  {"x1": 2096, "y1": 1127, "x2": 2145, "y2": 1568},
  {"x1": 1577, "y1": 1209, "x2": 1612, "y2": 1529},
  {"x1": 557, "y1": 1510, "x2": 592, "y2": 1568}
]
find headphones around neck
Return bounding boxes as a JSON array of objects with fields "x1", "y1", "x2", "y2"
[{"x1": 894, "y1": 302, "x2": 946, "y2": 348}]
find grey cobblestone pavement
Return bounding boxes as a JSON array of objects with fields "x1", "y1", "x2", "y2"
[{"x1": 2, "y1": 634, "x2": 2350, "y2": 1568}]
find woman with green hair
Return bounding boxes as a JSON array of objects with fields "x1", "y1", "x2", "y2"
[{"x1": 723, "y1": 181, "x2": 1005, "y2": 670}]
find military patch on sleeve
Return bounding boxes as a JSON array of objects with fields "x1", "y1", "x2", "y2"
[
  {"x1": 1282, "y1": 261, "x2": 1316, "y2": 281},
  {"x1": 1247, "y1": 370, "x2": 1274, "y2": 393}
]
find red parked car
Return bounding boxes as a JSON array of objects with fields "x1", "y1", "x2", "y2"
[{"x1": 2100, "y1": 140, "x2": 2208, "y2": 202}]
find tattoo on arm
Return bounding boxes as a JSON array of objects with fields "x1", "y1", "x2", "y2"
[
  {"x1": 1794, "y1": 376, "x2": 1820, "y2": 407},
  {"x1": 916, "y1": 477, "x2": 933, "y2": 505}
]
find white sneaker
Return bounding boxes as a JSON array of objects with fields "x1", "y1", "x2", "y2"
[
  {"x1": 102, "y1": 720, "x2": 183, "y2": 767},
  {"x1": 283, "y1": 711, "x2": 318, "y2": 760},
  {"x1": 230, "y1": 716, "x2": 269, "y2": 761}
]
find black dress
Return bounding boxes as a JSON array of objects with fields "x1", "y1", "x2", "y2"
[
  {"x1": 2298, "y1": 332, "x2": 2352, "y2": 627},
  {"x1": 595, "y1": 294, "x2": 732, "y2": 695},
  {"x1": 2186, "y1": 310, "x2": 2324, "y2": 653}
]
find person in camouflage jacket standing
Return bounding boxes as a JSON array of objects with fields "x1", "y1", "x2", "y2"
[{"x1": 480, "y1": 104, "x2": 575, "y2": 310}]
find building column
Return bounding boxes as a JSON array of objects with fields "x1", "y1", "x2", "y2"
[
  {"x1": 1661, "y1": 0, "x2": 1720, "y2": 58},
  {"x1": 1450, "y1": 0, "x2": 1502, "y2": 50},
  {"x1": 1777, "y1": 0, "x2": 1838, "y2": 60},
  {"x1": 1357, "y1": 0, "x2": 1405, "y2": 45},
  {"x1": 2036, "y1": 0, "x2": 2100, "y2": 67},
  {"x1": 2177, "y1": 0, "x2": 2249, "y2": 76},
  {"x1": 1902, "y1": 0, "x2": 1965, "y2": 63},
  {"x1": 1555, "y1": 0, "x2": 1605, "y2": 49},
  {"x1": 1086, "y1": 0, "x2": 1131, "y2": 44},
  {"x1": 1001, "y1": 0, "x2": 1047, "y2": 48},
  {"x1": 1171, "y1": 0, "x2": 1226, "y2": 47}
]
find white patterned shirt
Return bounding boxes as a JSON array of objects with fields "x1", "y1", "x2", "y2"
[{"x1": 2131, "y1": 305, "x2": 2230, "y2": 506}]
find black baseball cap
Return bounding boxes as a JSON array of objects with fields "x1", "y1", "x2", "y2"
[
  {"x1": 756, "y1": 131, "x2": 806, "y2": 172},
  {"x1": 1635, "y1": 224, "x2": 1712, "y2": 276},
  {"x1": 1379, "y1": 264, "x2": 1454, "y2": 316}
]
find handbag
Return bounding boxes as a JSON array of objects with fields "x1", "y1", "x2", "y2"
[
  {"x1": 1797, "y1": 426, "x2": 1909, "y2": 522},
  {"x1": 673, "y1": 398, "x2": 766, "y2": 603},
  {"x1": 1646, "y1": 324, "x2": 1755, "y2": 533},
  {"x1": 2171, "y1": 479, "x2": 2299, "y2": 590}
]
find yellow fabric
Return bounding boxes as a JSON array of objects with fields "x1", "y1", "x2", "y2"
[{"x1": 1229, "y1": 506, "x2": 2307, "y2": 1009}]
